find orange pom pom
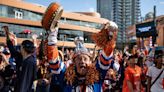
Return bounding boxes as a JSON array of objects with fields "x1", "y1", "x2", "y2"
[{"x1": 92, "y1": 28, "x2": 109, "y2": 48}]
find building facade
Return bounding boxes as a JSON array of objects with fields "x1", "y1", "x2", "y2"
[
  {"x1": 97, "y1": 0, "x2": 141, "y2": 49},
  {"x1": 126, "y1": 15, "x2": 164, "y2": 48},
  {"x1": 0, "y1": 0, "x2": 109, "y2": 49}
]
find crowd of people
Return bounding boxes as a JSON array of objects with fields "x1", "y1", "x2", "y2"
[{"x1": 0, "y1": 22, "x2": 163, "y2": 92}]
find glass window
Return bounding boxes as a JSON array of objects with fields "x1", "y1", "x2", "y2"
[
  {"x1": 15, "y1": 10, "x2": 23, "y2": 19},
  {"x1": 0, "y1": 5, "x2": 42, "y2": 21},
  {"x1": 0, "y1": 23, "x2": 44, "y2": 38},
  {"x1": 58, "y1": 29, "x2": 94, "y2": 43},
  {"x1": 60, "y1": 18, "x2": 102, "y2": 29},
  {"x1": 8, "y1": 6, "x2": 15, "y2": 18},
  {"x1": 84, "y1": 32, "x2": 94, "y2": 43},
  {"x1": 58, "y1": 29, "x2": 83, "y2": 41},
  {"x1": 0, "y1": 5, "x2": 102, "y2": 30},
  {"x1": 0, "y1": 5, "x2": 8, "y2": 17}
]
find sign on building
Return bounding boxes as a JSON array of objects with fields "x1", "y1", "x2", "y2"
[{"x1": 136, "y1": 21, "x2": 157, "y2": 37}]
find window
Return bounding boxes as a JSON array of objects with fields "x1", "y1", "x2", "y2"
[
  {"x1": 0, "y1": 23, "x2": 44, "y2": 38},
  {"x1": 58, "y1": 29, "x2": 83, "y2": 41},
  {"x1": 60, "y1": 18, "x2": 102, "y2": 29},
  {"x1": 0, "y1": 5, "x2": 8, "y2": 17},
  {"x1": 15, "y1": 10, "x2": 23, "y2": 19},
  {"x1": 0, "y1": 5, "x2": 42, "y2": 21}
]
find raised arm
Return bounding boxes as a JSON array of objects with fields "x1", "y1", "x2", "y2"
[
  {"x1": 47, "y1": 27, "x2": 65, "y2": 74},
  {"x1": 92, "y1": 21, "x2": 118, "y2": 78},
  {"x1": 2, "y1": 26, "x2": 19, "y2": 58}
]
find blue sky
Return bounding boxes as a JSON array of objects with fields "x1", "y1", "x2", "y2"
[
  {"x1": 140, "y1": 0, "x2": 164, "y2": 16},
  {"x1": 25, "y1": 0, "x2": 164, "y2": 17}
]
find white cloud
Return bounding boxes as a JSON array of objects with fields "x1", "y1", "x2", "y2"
[{"x1": 89, "y1": 7, "x2": 95, "y2": 12}]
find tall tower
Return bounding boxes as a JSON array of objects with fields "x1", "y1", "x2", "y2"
[
  {"x1": 97, "y1": 0, "x2": 113, "y2": 20},
  {"x1": 97, "y1": 0, "x2": 141, "y2": 49}
]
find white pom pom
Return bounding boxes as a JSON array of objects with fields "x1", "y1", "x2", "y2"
[{"x1": 109, "y1": 21, "x2": 118, "y2": 29}]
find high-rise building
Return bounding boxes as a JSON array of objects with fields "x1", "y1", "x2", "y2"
[
  {"x1": 97, "y1": 0, "x2": 141, "y2": 49},
  {"x1": 97, "y1": 0, "x2": 113, "y2": 20}
]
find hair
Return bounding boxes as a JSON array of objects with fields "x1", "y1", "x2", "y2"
[
  {"x1": 0, "y1": 54, "x2": 2, "y2": 62},
  {"x1": 154, "y1": 53, "x2": 163, "y2": 66},
  {"x1": 21, "y1": 40, "x2": 35, "y2": 54},
  {"x1": 58, "y1": 50, "x2": 64, "y2": 61},
  {"x1": 154, "y1": 54, "x2": 163, "y2": 60},
  {"x1": 154, "y1": 50, "x2": 163, "y2": 59},
  {"x1": 73, "y1": 53, "x2": 92, "y2": 62},
  {"x1": 128, "y1": 55, "x2": 135, "y2": 60},
  {"x1": 137, "y1": 56, "x2": 144, "y2": 67}
]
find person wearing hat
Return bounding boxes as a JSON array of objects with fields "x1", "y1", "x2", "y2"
[
  {"x1": 2, "y1": 26, "x2": 37, "y2": 92},
  {"x1": 46, "y1": 21, "x2": 118, "y2": 92}
]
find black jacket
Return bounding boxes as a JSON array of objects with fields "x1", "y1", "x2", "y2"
[{"x1": 7, "y1": 40, "x2": 36, "y2": 92}]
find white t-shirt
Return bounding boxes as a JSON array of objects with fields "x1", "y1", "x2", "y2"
[
  {"x1": 145, "y1": 60, "x2": 154, "y2": 67},
  {"x1": 147, "y1": 66, "x2": 164, "y2": 92}
]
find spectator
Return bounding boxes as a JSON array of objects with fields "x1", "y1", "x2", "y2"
[
  {"x1": 0, "y1": 49, "x2": 14, "y2": 92},
  {"x1": 102, "y1": 68, "x2": 117, "y2": 92},
  {"x1": 47, "y1": 21, "x2": 118, "y2": 92},
  {"x1": 137, "y1": 56, "x2": 148, "y2": 91},
  {"x1": 2, "y1": 26, "x2": 37, "y2": 92},
  {"x1": 102, "y1": 51, "x2": 121, "y2": 92},
  {"x1": 122, "y1": 55, "x2": 142, "y2": 92},
  {"x1": 147, "y1": 53, "x2": 164, "y2": 92}
]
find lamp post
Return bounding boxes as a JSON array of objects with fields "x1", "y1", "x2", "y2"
[
  {"x1": 62, "y1": 35, "x2": 66, "y2": 53},
  {"x1": 152, "y1": 5, "x2": 156, "y2": 47}
]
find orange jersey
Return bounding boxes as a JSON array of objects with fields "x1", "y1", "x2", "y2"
[{"x1": 122, "y1": 65, "x2": 142, "y2": 92}]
